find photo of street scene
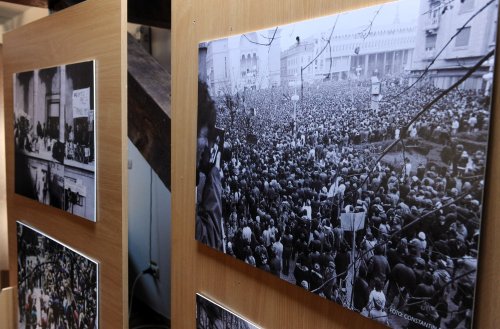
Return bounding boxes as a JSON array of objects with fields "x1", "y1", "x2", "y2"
[
  {"x1": 195, "y1": 0, "x2": 497, "y2": 328},
  {"x1": 196, "y1": 294, "x2": 260, "y2": 329},
  {"x1": 17, "y1": 222, "x2": 98, "y2": 329},
  {"x1": 14, "y1": 60, "x2": 96, "y2": 221}
]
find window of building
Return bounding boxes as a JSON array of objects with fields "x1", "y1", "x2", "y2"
[
  {"x1": 224, "y1": 57, "x2": 227, "y2": 78},
  {"x1": 425, "y1": 34, "x2": 437, "y2": 50},
  {"x1": 459, "y1": 0, "x2": 475, "y2": 14},
  {"x1": 455, "y1": 27, "x2": 471, "y2": 47},
  {"x1": 491, "y1": 20, "x2": 497, "y2": 45}
]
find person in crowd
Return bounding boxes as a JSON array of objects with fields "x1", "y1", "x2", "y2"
[
  {"x1": 197, "y1": 75, "x2": 488, "y2": 328},
  {"x1": 195, "y1": 79, "x2": 224, "y2": 251},
  {"x1": 18, "y1": 228, "x2": 97, "y2": 329}
]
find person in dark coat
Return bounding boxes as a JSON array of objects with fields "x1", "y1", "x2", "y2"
[
  {"x1": 386, "y1": 258, "x2": 416, "y2": 308},
  {"x1": 195, "y1": 80, "x2": 224, "y2": 251},
  {"x1": 335, "y1": 243, "x2": 350, "y2": 288},
  {"x1": 353, "y1": 263, "x2": 370, "y2": 312},
  {"x1": 368, "y1": 244, "x2": 391, "y2": 288}
]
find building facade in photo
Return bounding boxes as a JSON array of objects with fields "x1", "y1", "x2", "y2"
[
  {"x1": 310, "y1": 22, "x2": 416, "y2": 82},
  {"x1": 411, "y1": 0, "x2": 498, "y2": 90},
  {"x1": 202, "y1": 29, "x2": 282, "y2": 96},
  {"x1": 280, "y1": 38, "x2": 316, "y2": 86}
]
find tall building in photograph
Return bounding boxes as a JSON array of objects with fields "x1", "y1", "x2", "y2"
[
  {"x1": 280, "y1": 38, "x2": 315, "y2": 86},
  {"x1": 201, "y1": 29, "x2": 282, "y2": 96},
  {"x1": 411, "y1": 0, "x2": 498, "y2": 90},
  {"x1": 311, "y1": 22, "x2": 417, "y2": 82},
  {"x1": 279, "y1": 19, "x2": 417, "y2": 84}
]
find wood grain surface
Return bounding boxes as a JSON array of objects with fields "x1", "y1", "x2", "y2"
[
  {"x1": 3, "y1": 0, "x2": 128, "y2": 327},
  {"x1": 171, "y1": 0, "x2": 500, "y2": 328},
  {"x1": 0, "y1": 287, "x2": 16, "y2": 329},
  {"x1": 0, "y1": 45, "x2": 8, "y2": 273}
]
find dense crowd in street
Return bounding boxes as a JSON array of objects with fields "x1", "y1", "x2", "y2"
[
  {"x1": 18, "y1": 226, "x2": 97, "y2": 329},
  {"x1": 196, "y1": 75, "x2": 489, "y2": 328},
  {"x1": 196, "y1": 295, "x2": 257, "y2": 329}
]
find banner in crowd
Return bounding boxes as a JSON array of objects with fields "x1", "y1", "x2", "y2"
[
  {"x1": 73, "y1": 87, "x2": 91, "y2": 118},
  {"x1": 340, "y1": 212, "x2": 366, "y2": 232}
]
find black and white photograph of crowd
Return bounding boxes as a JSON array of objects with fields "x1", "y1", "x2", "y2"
[
  {"x1": 14, "y1": 60, "x2": 96, "y2": 221},
  {"x1": 17, "y1": 222, "x2": 98, "y2": 329},
  {"x1": 196, "y1": 294, "x2": 260, "y2": 329},
  {"x1": 196, "y1": 0, "x2": 498, "y2": 328}
]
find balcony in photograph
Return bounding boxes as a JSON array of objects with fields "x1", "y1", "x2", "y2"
[
  {"x1": 425, "y1": 12, "x2": 440, "y2": 32},
  {"x1": 424, "y1": 47, "x2": 437, "y2": 59}
]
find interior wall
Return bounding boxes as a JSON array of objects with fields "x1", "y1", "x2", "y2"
[
  {"x1": 127, "y1": 21, "x2": 171, "y2": 320},
  {"x1": 128, "y1": 140, "x2": 171, "y2": 319},
  {"x1": 0, "y1": 45, "x2": 7, "y2": 272},
  {"x1": 0, "y1": 0, "x2": 48, "y2": 282},
  {"x1": 127, "y1": 23, "x2": 171, "y2": 74},
  {"x1": 151, "y1": 27, "x2": 171, "y2": 74},
  {"x1": 0, "y1": 7, "x2": 49, "y2": 43},
  {"x1": 171, "y1": 0, "x2": 500, "y2": 328}
]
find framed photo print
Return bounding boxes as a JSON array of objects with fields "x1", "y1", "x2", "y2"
[
  {"x1": 14, "y1": 60, "x2": 96, "y2": 221},
  {"x1": 195, "y1": 0, "x2": 498, "y2": 328},
  {"x1": 196, "y1": 294, "x2": 261, "y2": 329},
  {"x1": 17, "y1": 221, "x2": 99, "y2": 329}
]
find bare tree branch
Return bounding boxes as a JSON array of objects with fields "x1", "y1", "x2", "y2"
[
  {"x1": 242, "y1": 27, "x2": 279, "y2": 47},
  {"x1": 421, "y1": 0, "x2": 456, "y2": 16},
  {"x1": 310, "y1": 50, "x2": 494, "y2": 296},
  {"x1": 311, "y1": 192, "x2": 469, "y2": 294},
  {"x1": 379, "y1": 0, "x2": 495, "y2": 103},
  {"x1": 360, "y1": 5, "x2": 383, "y2": 41},
  {"x1": 302, "y1": 15, "x2": 341, "y2": 71},
  {"x1": 361, "y1": 49, "x2": 494, "y2": 189}
]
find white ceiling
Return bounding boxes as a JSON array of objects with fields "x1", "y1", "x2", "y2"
[{"x1": 0, "y1": 2, "x2": 31, "y2": 25}]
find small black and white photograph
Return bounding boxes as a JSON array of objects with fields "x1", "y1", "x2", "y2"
[
  {"x1": 14, "y1": 60, "x2": 96, "y2": 221},
  {"x1": 196, "y1": 0, "x2": 497, "y2": 328},
  {"x1": 17, "y1": 221, "x2": 98, "y2": 329},
  {"x1": 196, "y1": 294, "x2": 261, "y2": 329}
]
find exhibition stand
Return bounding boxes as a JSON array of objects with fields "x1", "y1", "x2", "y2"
[
  {"x1": 1, "y1": 0, "x2": 500, "y2": 328},
  {"x1": 3, "y1": 0, "x2": 127, "y2": 327},
  {"x1": 172, "y1": 0, "x2": 500, "y2": 328},
  {"x1": 0, "y1": 287, "x2": 15, "y2": 328}
]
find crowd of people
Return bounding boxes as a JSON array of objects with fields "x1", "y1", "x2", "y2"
[
  {"x1": 196, "y1": 295, "x2": 257, "y2": 329},
  {"x1": 196, "y1": 75, "x2": 489, "y2": 328},
  {"x1": 18, "y1": 225, "x2": 98, "y2": 329},
  {"x1": 14, "y1": 112, "x2": 95, "y2": 221},
  {"x1": 14, "y1": 114, "x2": 94, "y2": 166}
]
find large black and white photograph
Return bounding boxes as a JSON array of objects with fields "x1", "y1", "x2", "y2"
[
  {"x1": 14, "y1": 60, "x2": 96, "y2": 221},
  {"x1": 196, "y1": 0, "x2": 498, "y2": 328},
  {"x1": 17, "y1": 221, "x2": 98, "y2": 329},
  {"x1": 196, "y1": 294, "x2": 261, "y2": 329}
]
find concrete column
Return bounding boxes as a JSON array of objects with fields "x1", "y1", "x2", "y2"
[
  {"x1": 364, "y1": 54, "x2": 369, "y2": 78},
  {"x1": 382, "y1": 52, "x2": 387, "y2": 76},
  {"x1": 198, "y1": 45, "x2": 208, "y2": 83},
  {"x1": 33, "y1": 69, "x2": 40, "y2": 121},
  {"x1": 59, "y1": 66, "x2": 66, "y2": 143},
  {"x1": 392, "y1": 51, "x2": 396, "y2": 74}
]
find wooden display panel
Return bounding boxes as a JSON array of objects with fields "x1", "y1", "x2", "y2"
[
  {"x1": 171, "y1": 1, "x2": 500, "y2": 329},
  {"x1": 3, "y1": 0, "x2": 128, "y2": 328},
  {"x1": 0, "y1": 287, "x2": 16, "y2": 329},
  {"x1": 0, "y1": 45, "x2": 8, "y2": 273}
]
